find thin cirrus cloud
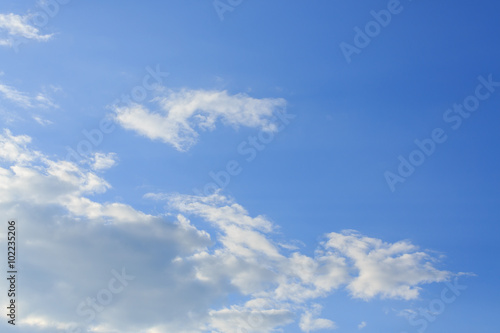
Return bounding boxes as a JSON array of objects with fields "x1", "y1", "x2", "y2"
[
  {"x1": 0, "y1": 80, "x2": 59, "y2": 125},
  {"x1": 0, "y1": 83, "x2": 33, "y2": 107},
  {"x1": 112, "y1": 88, "x2": 287, "y2": 151},
  {"x1": 0, "y1": 129, "x2": 457, "y2": 332},
  {"x1": 0, "y1": 81, "x2": 58, "y2": 109},
  {"x1": 0, "y1": 13, "x2": 53, "y2": 47},
  {"x1": 32, "y1": 115, "x2": 53, "y2": 126}
]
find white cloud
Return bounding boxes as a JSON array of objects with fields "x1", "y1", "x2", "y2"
[
  {"x1": 91, "y1": 152, "x2": 118, "y2": 171},
  {"x1": 33, "y1": 115, "x2": 53, "y2": 126},
  {"x1": 0, "y1": 81, "x2": 58, "y2": 109},
  {"x1": 112, "y1": 88, "x2": 286, "y2": 151},
  {"x1": 0, "y1": 129, "x2": 214, "y2": 333},
  {"x1": 0, "y1": 83, "x2": 32, "y2": 106},
  {"x1": 157, "y1": 192, "x2": 453, "y2": 331},
  {"x1": 0, "y1": 129, "x2": 142, "y2": 223},
  {"x1": 163, "y1": 193, "x2": 451, "y2": 305},
  {"x1": 0, "y1": 81, "x2": 59, "y2": 126},
  {"x1": 34, "y1": 91, "x2": 59, "y2": 108},
  {"x1": 0, "y1": 130, "x2": 457, "y2": 333},
  {"x1": 0, "y1": 13, "x2": 52, "y2": 47},
  {"x1": 209, "y1": 307, "x2": 294, "y2": 333},
  {"x1": 358, "y1": 321, "x2": 367, "y2": 329},
  {"x1": 299, "y1": 304, "x2": 336, "y2": 332},
  {"x1": 0, "y1": 129, "x2": 38, "y2": 163},
  {"x1": 20, "y1": 315, "x2": 76, "y2": 331},
  {"x1": 324, "y1": 231, "x2": 451, "y2": 300}
]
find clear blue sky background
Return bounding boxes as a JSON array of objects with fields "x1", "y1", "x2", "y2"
[{"x1": 1, "y1": 0, "x2": 499, "y2": 332}]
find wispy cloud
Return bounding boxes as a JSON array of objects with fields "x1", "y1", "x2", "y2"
[
  {"x1": 0, "y1": 13, "x2": 53, "y2": 47},
  {"x1": 299, "y1": 304, "x2": 337, "y2": 332},
  {"x1": 0, "y1": 83, "x2": 32, "y2": 107},
  {"x1": 32, "y1": 115, "x2": 53, "y2": 126},
  {"x1": 0, "y1": 82, "x2": 58, "y2": 109},
  {"x1": 112, "y1": 88, "x2": 286, "y2": 151}
]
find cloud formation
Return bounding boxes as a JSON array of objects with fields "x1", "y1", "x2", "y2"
[
  {"x1": 0, "y1": 130, "x2": 453, "y2": 332},
  {"x1": 112, "y1": 88, "x2": 286, "y2": 151},
  {"x1": 0, "y1": 13, "x2": 52, "y2": 47},
  {"x1": 158, "y1": 192, "x2": 452, "y2": 331},
  {"x1": 299, "y1": 305, "x2": 337, "y2": 332},
  {"x1": 0, "y1": 82, "x2": 58, "y2": 109},
  {"x1": 324, "y1": 231, "x2": 450, "y2": 300}
]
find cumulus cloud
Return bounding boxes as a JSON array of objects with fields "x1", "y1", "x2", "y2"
[
  {"x1": 157, "y1": 192, "x2": 453, "y2": 331},
  {"x1": 164, "y1": 193, "x2": 451, "y2": 303},
  {"x1": 0, "y1": 129, "x2": 213, "y2": 333},
  {"x1": 90, "y1": 152, "x2": 118, "y2": 171},
  {"x1": 0, "y1": 13, "x2": 53, "y2": 47},
  {"x1": 0, "y1": 130, "x2": 455, "y2": 333},
  {"x1": 299, "y1": 305, "x2": 336, "y2": 332},
  {"x1": 0, "y1": 130, "x2": 145, "y2": 223},
  {"x1": 112, "y1": 88, "x2": 286, "y2": 151},
  {"x1": 324, "y1": 231, "x2": 451, "y2": 300}
]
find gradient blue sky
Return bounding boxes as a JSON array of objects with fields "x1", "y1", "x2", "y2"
[{"x1": 0, "y1": 1, "x2": 499, "y2": 332}]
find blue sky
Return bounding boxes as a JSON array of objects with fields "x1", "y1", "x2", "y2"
[{"x1": 0, "y1": 0, "x2": 499, "y2": 332}]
